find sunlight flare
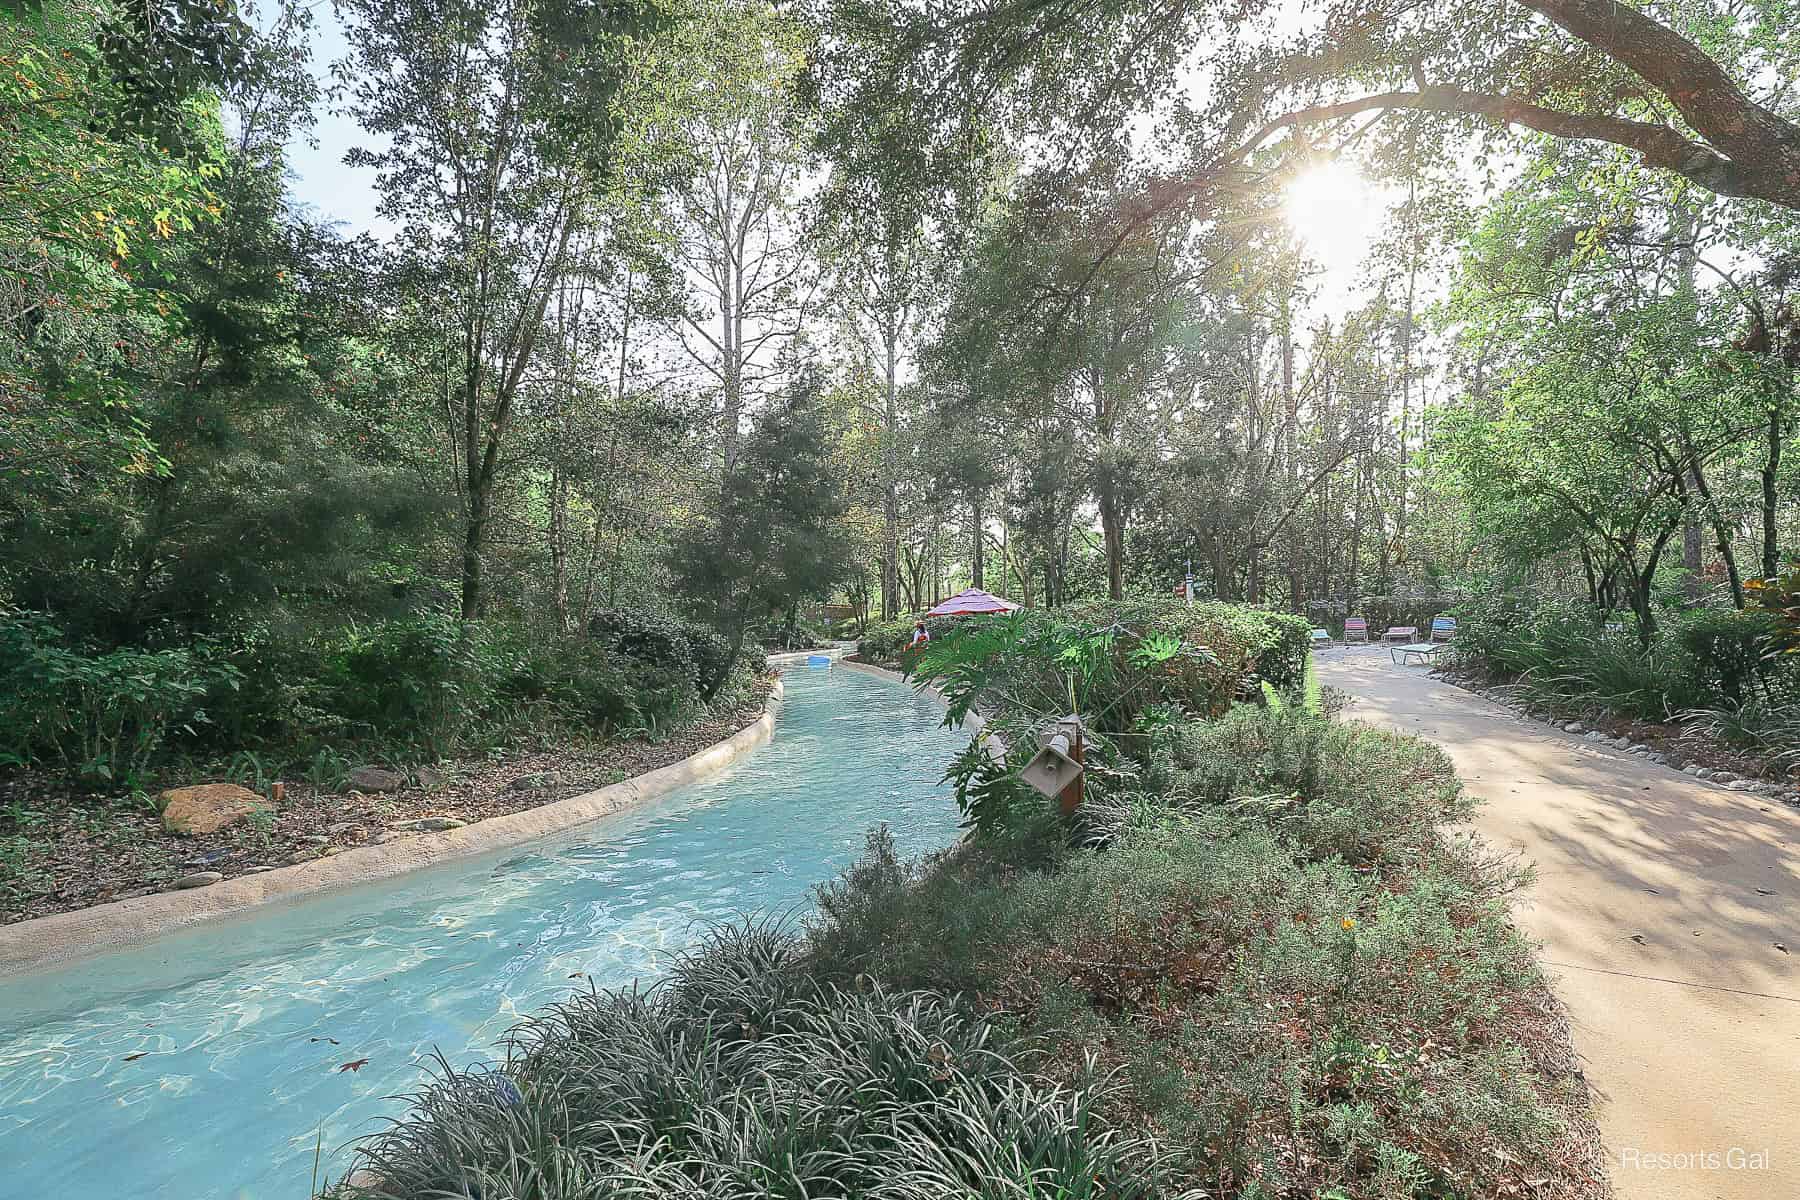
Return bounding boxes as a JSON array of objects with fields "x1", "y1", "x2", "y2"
[{"x1": 1283, "y1": 160, "x2": 1384, "y2": 280}]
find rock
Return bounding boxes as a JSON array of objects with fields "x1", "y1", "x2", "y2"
[
  {"x1": 241, "y1": 865, "x2": 277, "y2": 874},
  {"x1": 1712, "y1": 771, "x2": 1737, "y2": 784},
  {"x1": 287, "y1": 848, "x2": 322, "y2": 865},
  {"x1": 1584, "y1": 730, "x2": 1606, "y2": 742},
  {"x1": 410, "y1": 816, "x2": 466, "y2": 832},
  {"x1": 159, "y1": 784, "x2": 269, "y2": 836},
  {"x1": 322, "y1": 845, "x2": 347, "y2": 856},
  {"x1": 1684, "y1": 765, "x2": 1705, "y2": 777},
  {"x1": 173, "y1": 871, "x2": 223, "y2": 889},
  {"x1": 346, "y1": 766, "x2": 405, "y2": 793},
  {"x1": 298, "y1": 834, "x2": 330, "y2": 846},
  {"x1": 1612, "y1": 737, "x2": 1634, "y2": 750},
  {"x1": 1727, "y1": 779, "x2": 1757, "y2": 791},
  {"x1": 507, "y1": 772, "x2": 557, "y2": 792},
  {"x1": 345, "y1": 1170, "x2": 385, "y2": 1191},
  {"x1": 415, "y1": 767, "x2": 448, "y2": 789},
  {"x1": 1563, "y1": 722, "x2": 1584, "y2": 734}
]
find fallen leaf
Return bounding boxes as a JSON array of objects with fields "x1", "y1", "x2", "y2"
[
  {"x1": 122, "y1": 1052, "x2": 146, "y2": 1062},
  {"x1": 1756, "y1": 888, "x2": 1775, "y2": 896},
  {"x1": 1776, "y1": 944, "x2": 1790, "y2": 955},
  {"x1": 338, "y1": 1058, "x2": 370, "y2": 1073},
  {"x1": 567, "y1": 972, "x2": 583, "y2": 979},
  {"x1": 1646, "y1": 888, "x2": 1660, "y2": 895},
  {"x1": 1629, "y1": 934, "x2": 1647, "y2": 945},
  {"x1": 310, "y1": 1037, "x2": 340, "y2": 1045}
]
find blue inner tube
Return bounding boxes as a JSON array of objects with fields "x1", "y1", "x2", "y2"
[{"x1": 807, "y1": 654, "x2": 831, "y2": 668}]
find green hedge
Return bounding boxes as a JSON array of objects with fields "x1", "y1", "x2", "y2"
[
  {"x1": 859, "y1": 600, "x2": 1310, "y2": 699},
  {"x1": 1058, "y1": 597, "x2": 1312, "y2": 697}
]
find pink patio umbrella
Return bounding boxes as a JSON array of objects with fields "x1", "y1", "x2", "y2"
[{"x1": 925, "y1": 588, "x2": 1020, "y2": 618}]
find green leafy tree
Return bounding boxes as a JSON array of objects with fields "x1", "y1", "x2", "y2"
[
  {"x1": 673, "y1": 366, "x2": 854, "y2": 685},
  {"x1": 340, "y1": 0, "x2": 665, "y2": 620}
]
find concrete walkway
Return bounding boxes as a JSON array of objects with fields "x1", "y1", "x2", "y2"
[{"x1": 1318, "y1": 647, "x2": 1800, "y2": 1198}]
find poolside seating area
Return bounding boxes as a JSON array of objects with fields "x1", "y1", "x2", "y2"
[{"x1": 1319, "y1": 611, "x2": 1458, "y2": 666}]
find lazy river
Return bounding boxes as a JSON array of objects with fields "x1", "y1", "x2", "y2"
[{"x1": 0, "y1": 664, "x2": 967, "y2": 1199}]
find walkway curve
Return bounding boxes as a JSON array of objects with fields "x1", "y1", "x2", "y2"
[
  {"x1": 0, "y1": 680, "x2": 784, "y2": 978},
  {"x1": 1319, "y1": 647, "x2": 1800, "y2": 1199}
]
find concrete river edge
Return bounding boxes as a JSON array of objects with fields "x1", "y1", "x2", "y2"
[{"x1": 0, "y1": 663, "x2": 972, "y2": 1199}]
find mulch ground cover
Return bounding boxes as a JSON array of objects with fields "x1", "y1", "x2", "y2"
[{"x1": 0, "y1": 681, "x2": 773, "y2": 925}]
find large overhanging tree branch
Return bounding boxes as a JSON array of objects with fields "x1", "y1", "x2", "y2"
[{"x1": 1260, "y1": 0, "x2": 1800, "y2": 209}]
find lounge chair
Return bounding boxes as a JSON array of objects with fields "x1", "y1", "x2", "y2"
[
  {"x1": 1429, "y1": 615, "x2": 1457, "y2": 642},
  {"x1": 1343, "y1": 617, "x2": 1369, "y2": 643},
  {"x1": 1381, "y1": 625, "x2": 1417, "y2": 643},
  {"x1": 1391, "y1": 642, "x2": 1438, "y2": 666},
  {"x1": 1310, "y1": 627, "x2": 1332, "y2": 647}
]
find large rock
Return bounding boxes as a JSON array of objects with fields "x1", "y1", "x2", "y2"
[
  {"x1": 346, "y1": 766, "x2": 406, "y2": 793},
  {"x1": 173, "y1": 871, "x2": 223, "y2": 889},
  {"x1": 159, "y1": 784, "x2": 268, "y2": 836}
]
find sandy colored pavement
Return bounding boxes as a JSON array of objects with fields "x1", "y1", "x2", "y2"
[{"x1": 1318, "y1": 646, "x2": 1800, "y2": 1198}]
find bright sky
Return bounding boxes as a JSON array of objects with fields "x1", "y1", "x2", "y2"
[
  {"x1": 280, "y1": 5, "x2": 388, "y2": 236},
  {"x1": 1284, "y1": 160, "x2": 1400, "y2": 310}
]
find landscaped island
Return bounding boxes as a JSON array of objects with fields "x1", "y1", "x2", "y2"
[{"x1": 335, "y1": 600, "x2": 1607, "y2": 1199}]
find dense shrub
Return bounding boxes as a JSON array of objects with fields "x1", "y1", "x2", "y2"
[
  {"x1": 587, "y1": 606, "x2": 699, "y2": 684},
  {"x1": 861, "y1": 600, "x2": 1310, "y2": 699},
  {"x1": 587, "y1": 605, "x2": 745, "y2": 700},
  {"x1": 334, "y1": 921, "x2": 1179, "y2": 1200},
  {"x1": 1449, "y1": 590, "x2": 1793, "y2": 747},
  {"x1": 1059, "y1": 597, "x2": 1313, "y2": 696},
  {"x1": 0, "y1": 605, "x2": 762, "y2": 780},
  {"x1": 805, "y1": 709, "x2": 1602, "y2": 1199},
  {"x1": 1669, "y1": 607, "x2": 1782, "y2": 707},
  {"x1": 0, "y1": 610, "x2": 241, "y2": 782},
  {"x1": 856, "y1": 612, "x2": 959, "y2": 662},
  {"x1": 903, "y1": 600, "x2": 1314, "y2": 837}
]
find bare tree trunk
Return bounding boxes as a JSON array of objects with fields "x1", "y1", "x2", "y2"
[
  {"x1": 1098, "y1": 484, "x2": 1125, "y2": 600},
  {"x1": 970, "y1": 493, "x2": 985, "y2": 590},
  {"x1": 881, "y1": 326, "x2": 901, "y2": 619},
  {"x1": 1764, "y1": 400, "x2": 1784, "y2": 579}
]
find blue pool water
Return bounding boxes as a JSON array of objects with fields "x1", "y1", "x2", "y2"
[{"x1": 0, "y1": 666, "x2": 966, "y2": 1199}]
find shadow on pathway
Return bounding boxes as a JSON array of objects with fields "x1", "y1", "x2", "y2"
[{"x1": 1318, "y1": 646, "x2": 1799, "y2": 1200}]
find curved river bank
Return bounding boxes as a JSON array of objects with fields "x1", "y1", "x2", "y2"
[{"x1": 0, "y1": 666, "x2": 968, "y2": 1199}]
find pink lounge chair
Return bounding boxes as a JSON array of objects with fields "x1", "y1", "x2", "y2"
[
  {"x1": 1343, "y1": 617, "x2": 1369, "y2": 643},
  {"x1": 1381, "y1": 625, "x2": 1418, "y2": 643}
]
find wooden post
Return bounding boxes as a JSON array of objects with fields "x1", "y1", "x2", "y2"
[{"x1": 1058, "y1": 727, "x2": 1084, "y2": 817}]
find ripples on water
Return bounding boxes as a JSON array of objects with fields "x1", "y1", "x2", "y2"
[{"x1": 0, "y1": 665, "x2": 967, "y2": 1199}]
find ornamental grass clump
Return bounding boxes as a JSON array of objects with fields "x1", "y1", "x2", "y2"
[{"x1": 332, "y1": 918, "x2": 1183, "y2": 1200}]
